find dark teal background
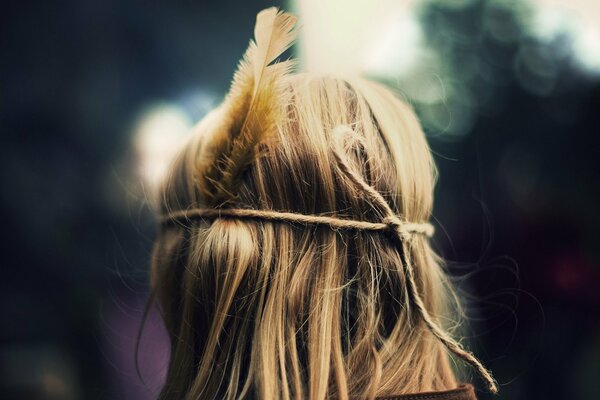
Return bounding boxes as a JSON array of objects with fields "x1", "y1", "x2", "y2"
[{"x1": 1, "y1": 1, "x2": 598, "y2": 399}]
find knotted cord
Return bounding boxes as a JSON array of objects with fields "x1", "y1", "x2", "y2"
[
  {"x1": 162, "y1": 207, "x2": 434, "y2": 237},
  {"x1": 331, "y1": 126, "x2": 498, "y2": 393}
]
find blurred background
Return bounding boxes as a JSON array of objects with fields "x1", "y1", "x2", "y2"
[{"x1": 1, "y1": 0, "x2": 599, "y2": 399}]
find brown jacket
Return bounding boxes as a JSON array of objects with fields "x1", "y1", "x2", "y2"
[{"x1": 376, "y1": 384, "x2": 476, "y2": 400}]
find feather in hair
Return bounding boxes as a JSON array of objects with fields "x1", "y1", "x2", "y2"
[{"x1": 196, "y1": 7, "x2": 298, "y2": 206}]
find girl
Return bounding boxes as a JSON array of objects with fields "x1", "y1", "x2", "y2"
[{"x1": 149, "y1": 8, "x2": 496, "y2": 400}]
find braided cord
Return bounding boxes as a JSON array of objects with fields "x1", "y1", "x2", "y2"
[
  {"x1": 162, "y1": 207, "x2": 434, "y2": 237},
  {"x1": 331, "y1": 126, "x2": 498, "y2": 393}
]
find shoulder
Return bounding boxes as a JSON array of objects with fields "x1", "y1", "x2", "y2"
[{"x1": 376, "y1": 384, "x2": 477, "y2": 400}]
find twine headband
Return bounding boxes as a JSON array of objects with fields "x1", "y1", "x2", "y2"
[{"x1": 162, "y1": 207, "x2": 434, "y2": 240}]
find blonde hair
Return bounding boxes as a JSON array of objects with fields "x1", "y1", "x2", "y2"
[{"x1": 148, "y1": 8, "x2": 495, "y2": 400}]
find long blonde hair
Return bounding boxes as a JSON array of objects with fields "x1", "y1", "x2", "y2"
[{"x1": 149, "y1": 8, "x2": 495, "y2": 400}]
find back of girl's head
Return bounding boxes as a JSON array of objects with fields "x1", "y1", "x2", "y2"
[{"x1": 149, "y1": 8, "x2": 495, "y2": 400}]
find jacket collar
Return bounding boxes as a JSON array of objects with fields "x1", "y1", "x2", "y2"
[{"x1": 376, "y1": 384, "x2": 476, "y2": 400}]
